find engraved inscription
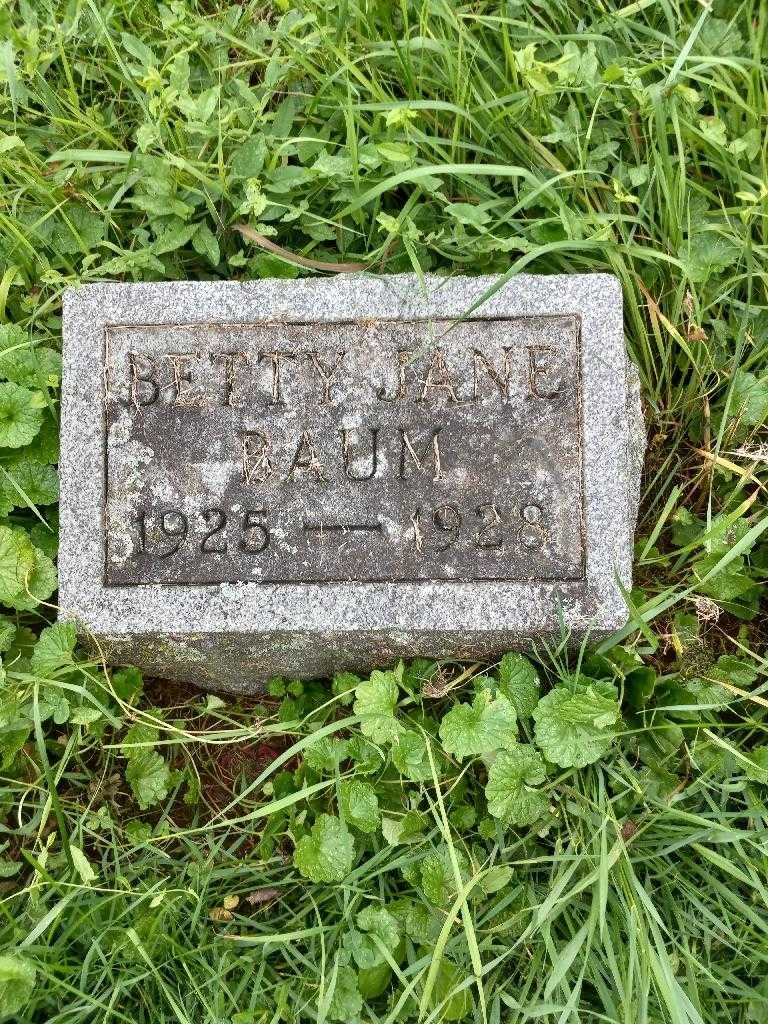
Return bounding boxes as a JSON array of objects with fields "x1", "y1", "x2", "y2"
[{"x1": 104, "y1": 316, "x2": 583, "y2": 585}]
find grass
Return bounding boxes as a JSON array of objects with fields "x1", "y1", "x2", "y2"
[{"x1": 0, "y1": 0, "x2": 767, "y2": 1021}]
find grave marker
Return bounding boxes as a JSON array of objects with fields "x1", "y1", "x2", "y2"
[{"x1": 60, "y1": 274, "x2": 644, "y2": 692}]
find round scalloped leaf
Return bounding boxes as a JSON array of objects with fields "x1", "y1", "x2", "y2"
[
  {"x1": 498, "y1": 653, "x2": 541, "y2": 718},
  {"x1": 125, "y1": 750, "x2": 172, "y2": 810},
  {"x1": 0, "y1": 526, "x2": 36, "y2": 602},
  {"x1": 293, "y1": 814, "x2": 355, "y2": 883},
  {"x1": 391, "y1": 729, "x2": 434, "y2": 781},
  {"x1": 2, "y1": 460, "x2": 59, "y2": 508},
  {"x1": 10, "y1": 413, "x2": 58, "y2": 466},
  {"x1": 31, "y1": 622, "x2": 77, "y2": 676},
  {"x1": 353, "y1": 669, "x2": 404, "y2": 744},
  {"x1": 439, "y1": 691, "x2": 517, "y2": 761},
  {"x1": 0, "y1": 325, "x2": 25, "y2": 353},
  {"x1": 327, "y1": 965, "x2": 362, "y2": 1020},
  {"x1": 485, "y1": 746, "x2": 548, "y2": 826},
  {"x1": 0, "y1": 383, "x2": 43, "y2": 449},
  {"x1": 28, "y1": 521, "x2": 58, "y2": 559},
  {"x1": 419, "y1": 845, "x2": 469, "y2": 906},
  {"x1": 533, "y1": 676, "x2": 620, "y2": 769},
  {"x1": 339, "y1": 779, "x2": 380, "y2": 833},
  {"x1": 0, "y1": 951, "x2": 36, "y2": 1021},
  {"x1": 3, "y1": 625, "x2": 35, "y2": 674},
  {"x1": 4, "y1": 548, "x2": 57, "y2": 611},
  {"x1": 0, "y1": 341, "x2": 61, "y2": 389}
]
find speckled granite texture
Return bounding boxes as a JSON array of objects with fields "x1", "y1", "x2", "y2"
[{"x1": 59, "y1": 273, "x2": 645, "y2": 693}]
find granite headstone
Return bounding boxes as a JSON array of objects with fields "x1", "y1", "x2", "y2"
[{"x1": 59, "y1": 273, "x2": 644, "y2": 692}]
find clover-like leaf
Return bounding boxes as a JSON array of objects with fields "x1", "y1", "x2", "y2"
[
  {"x1": 125, "y1": 749, "x2": 172, "y2": 810},
  {"x1": 343, "y1": 905, "x2": 400, "y2": 969},
  {"x1": 0, "y1": 952, "x2": 36, "y2": 1021},
  {"x1": 112, "y1": 666, "x2": 144, "y2": 701},
  {"x1": 485, "y1": 746, "x2": 548, "y2": 826},
  {"x1": 0, "y1": 383, "x2": 43, "y2": 449},
  {"x1": 304, "y1": 736, "x2": 349, "y2": 773},
  {"x1": 3, "y1": 546, "x2": 57, "y2": 611},
  {"x1": 327, "y1": 963, "x2": 362, "y2": 1021},
  {"x1": 498, "y1": 652, "x2": 541, "y2": 718},
  {"x1": 2, "y1": 459, "x2": 59, "y2": 508},
  {"x1": 0, "y1": 526, "x2": 36, "y2": 602},
  {"x1": 439, "y1": 691, "x2": 517, "y2": 760},
  {"x1": 339, "y1": 779, "x2": 380, "y2": 834},
  {"x1": 0, "y1": 325, "x2": 61, "y2": 389},
  {"x1": 381, "y1": 810, "x2": 427, "y2": 846},
  {"x1": 120, "y1": 722, "x2": 159, "y2": 758},
  {"x1": 533, "y1": 676, "x2": 620, "y2": 768},
  {"x1": 18, "y1": 412, "x2": 58, "y2": 465},
  {"x1": 678, "y1": 233, "x2": 739, "y2": 284},
  {"x1": 404, "y1": 902, "x2": 443, "y2": 944},
  {"x1": 353, "y1": 669, "x2": 403, "y2": 744},
  {"x1": 391, "y1": 729, "x2": 433, "y2": 781},
  {"x1": 346, "y1": 734, "x2": 385, "y2": 775},
  {"x1": 419, "y1": 845, "x2": 469, "y2": 905},
  {"x1": 31, "y1": 621, "x2": 77, "y2": 676},
  {"x1": 294, "y1": 814, "x2": 355, "y2": 883}
]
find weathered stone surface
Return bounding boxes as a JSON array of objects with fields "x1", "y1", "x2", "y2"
[{"x1": 59, "y1": 273, "x2": 644, "y2": 693}]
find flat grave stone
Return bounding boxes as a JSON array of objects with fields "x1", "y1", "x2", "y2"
[{"x1": 59, "y1": 273, "x2": 644, "y2": 692}]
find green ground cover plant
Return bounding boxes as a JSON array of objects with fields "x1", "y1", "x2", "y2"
[{"x1": 0, "y1": 0, "x2": 767, "y2": 1020}]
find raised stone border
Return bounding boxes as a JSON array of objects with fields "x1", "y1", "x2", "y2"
[{"x1": 59, "y1": 273, "x2": 644, "y2": 692}]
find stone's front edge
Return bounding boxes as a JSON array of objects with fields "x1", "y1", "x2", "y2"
[
  {"x1": 89, "y1": 627, "x2": 622, "y2": 695},
  {"x1": 59, "y1": 273, "x2": 641, "y2": 694}
]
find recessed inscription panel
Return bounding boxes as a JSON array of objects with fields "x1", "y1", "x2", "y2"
[{"x1": 103, "y1": 316, "x2": 583, "y2": 585}]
